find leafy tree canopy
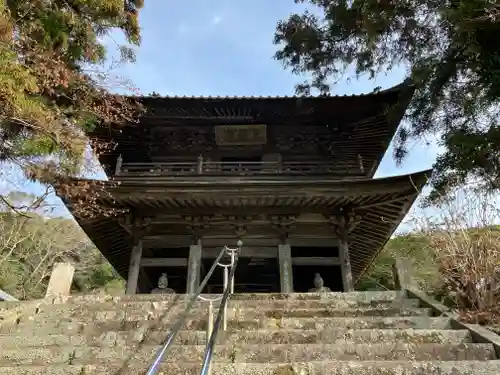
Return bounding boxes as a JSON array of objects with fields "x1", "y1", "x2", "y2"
[
  {"x1": 274, "y1": 0, "x2": 500, "y2": 200},
  {"x1": 0, "y1": 0, "x2": 144, "y2": 192}
]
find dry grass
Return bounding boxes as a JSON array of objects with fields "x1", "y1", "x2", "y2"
[
  {"x1": 409, "y1": 185, "x2": 500, "y2": 322},
  {"x1": 431, "y1": 227, "x2": 500, "y2": 310}
]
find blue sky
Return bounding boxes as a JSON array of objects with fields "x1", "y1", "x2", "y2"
[
  {"x1": 108, "y1": 0, "x2": 441, "y2": 176},
  {"x1": 1, "y1": 0, "x2": 441, "y2": 221}
]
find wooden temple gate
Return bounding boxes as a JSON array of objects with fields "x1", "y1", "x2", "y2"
[{"x1": 57, "y1": 81, "x2": 430, "y2": 294}]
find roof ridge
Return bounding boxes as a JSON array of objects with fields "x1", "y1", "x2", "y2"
[{"x1": 125, "y1": 80, "x2": 412, "y2": 100}]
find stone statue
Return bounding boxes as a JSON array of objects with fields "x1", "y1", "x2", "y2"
[
  {"x1": 308, "y1": 273, "x2": 332, "y2": 293},
  {"x1": 150, "y1": 272, "x2": 175, "y2": 294}
]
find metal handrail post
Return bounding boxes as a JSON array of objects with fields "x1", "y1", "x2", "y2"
[
  {"x1": 230, "y1": 249, "x2": 235, "y2": 294},
  {"x1": 206, "y1": 301, "x2": 214, "y2": 375},
  {"x1": 222, "y1": 265, "x2": 228, "y2": 331},
  {"x1": 207, "y1": 301, "x2": 214, "y2": 339},
  {"x1": 145, "y1": 247, "x2": 227, "y2": 375},
  {"x1": 199, "y1": 241, "x2": 241, "y2": 375}
]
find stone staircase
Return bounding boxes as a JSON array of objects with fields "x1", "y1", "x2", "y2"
[{"x1": 0, "y1": 291, "x2": 499, "y2": 374}]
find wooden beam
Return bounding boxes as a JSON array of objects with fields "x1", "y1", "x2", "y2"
[
  {"x1": 142, "y1": 235, "x2": 191, "y2": 248},
  {"x1": 204, "y1": 246, "x2": 278, "y2": 258},
  {"x1": 143, "y1": 223, "x2": 338, "y2": 235},
  {"x1": 143, "y1": 236, "x2": 280, "y2": 248},
  {"x1": 288, "y1": 237, "x2": 340, "y2": 247},
  {"x1": 292, "y1": 257, "x2": 340, "y2": 266},
  {"x1": 141, "y1": 258, "x2": 188, "y2": 267},
  {"x1": 142, "y1": 235, "x2": 340, "y2": 249},
  {"x1": 150, "y1": 215, "x2": 299, "y2": 226},
  {"x1": 140, "y1": 256, "x2": 341, "y2": 267}
]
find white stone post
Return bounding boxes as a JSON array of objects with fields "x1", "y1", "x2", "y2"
[
  {"x1": 278, "y1": 243, "x2": 294, "y2": 293},
  {"x1": 45, "y1": 263, "x2": 75, "y2": 298},
  {"x1": 187, "y1": 239, "x2": 202, "y2": 294}
]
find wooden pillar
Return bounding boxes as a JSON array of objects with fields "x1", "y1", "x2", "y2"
[
  {"x1": 197, "y1": 155, "x2": 204, "y2": 174},
  {"x1": 278, "y1": 242, "x2": 293, "y2": 293},
  {"x1": 184, "y1": 216, "x2": 211, "y2": 295},
  {"x1": 271, "y1": 215, "x2": 296, "y2": 294},
  {"x1": 357, "y1": 154, "x2": 364, "y2": 174},
  {"x1": 187, "y1": 239, "x2": 202, "y2": 295},
  {"x1": 119, "y1": 215, "x2": 151, "y2": 295},
  {"x1": 115, "y1": 154, "x2": 123, "y2": 175},
  {"x1": 338, "y1": 238, "x2": 353, "y2": 292},
  {"x1": 328, "y1": 209, "x2": 360, "y2": 293},
  {"x1": 126, "y1": 237, "x2": 142, "y2": 295}
]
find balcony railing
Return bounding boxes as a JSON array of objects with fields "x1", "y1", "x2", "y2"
[{"x1": 117, "y1": 161, "x2": 363, "y2": 176}]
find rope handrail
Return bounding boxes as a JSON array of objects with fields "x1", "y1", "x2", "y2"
[
  {"x1": 145, "y1": 241, "x2": 242, "y2": 375},
  {"x1": 197, "y1": 246, "x2": 237, "y2": 304}
]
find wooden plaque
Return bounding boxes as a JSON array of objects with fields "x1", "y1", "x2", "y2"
[{"x1": 214, "y1": 124, "x2": 267, "y2": 146}]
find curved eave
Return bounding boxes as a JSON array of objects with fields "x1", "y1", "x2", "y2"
[
  {"x1": 58, "y1": 169, "x2": 429, "y2": 281},
  {"x1": 58, "y1": 169, "x2": 430, "y2": 193}
]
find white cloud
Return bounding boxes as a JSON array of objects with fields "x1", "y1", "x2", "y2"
[
  {"x1": 175, "y1": 15, "x2": 221, "y2": 37},
  {"x1": 211, "y1": 15, "x2": 222, "y2": 25}
]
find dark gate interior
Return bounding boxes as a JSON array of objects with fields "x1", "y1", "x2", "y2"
[
  {"x1": 291, "y1": 246, "x2": 342, "y2": 292},
  {"x1": 140, "y1": 245, "x2": 343, "y2": 293},
  {"x1": 292, "y1": 265, "x2": 343, "y2": 292},
  {"x1": 144, "y1": 267, "x2": 187, "y2": 294},
  {"x1": 201, "y1": 257, "x2": 280, "y2": 293}
]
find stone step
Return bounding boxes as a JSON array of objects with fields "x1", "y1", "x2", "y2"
[
  {"x1": 4, "y1": 304, "x2": 425, "y2": 327},
  {"x1": 0, "y1": 292, "x2": 405, "y2": 314},
  {"x1": 65, "y1": 291, "x2": 405, "y2": 303},
  {"x1": 0, "y1": 328, "x2": 472, "y2": 348},
  {"x1": 1, "y1": 360, "x2": 500, "y2": 375},
  {"x1": 9, "y1": 307, "x2": 432, "y2": 328},
  {"x1": 0, "y1": 343, "x2": 495, "y2": 365},
  {"x1": 3, "y1": 361, "x2": 500, "y2": 375},
  {"x1": 8, "y1": 298, "x2": 420, "y2": 317},
  {"x1": 0, "y1": 316, "x2": 453, "y2": 335}
]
